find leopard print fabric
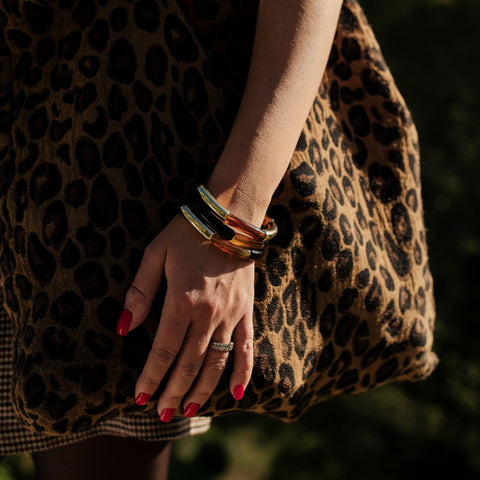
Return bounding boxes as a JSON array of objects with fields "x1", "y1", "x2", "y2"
[{"x1": 0, "y1": 0, "x2": 438, "y2": 435}]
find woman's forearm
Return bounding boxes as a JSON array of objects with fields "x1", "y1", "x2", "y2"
[{"x1": 205, "y1": 0, "x2": 343, "y2": 225}]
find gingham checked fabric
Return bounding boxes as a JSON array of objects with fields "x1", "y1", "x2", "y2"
[{"x1": 0, "y1": 296, "x2": 210, "y2": 455}]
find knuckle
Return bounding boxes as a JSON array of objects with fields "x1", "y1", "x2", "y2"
[
  {"x1": 238, "y1": 357, "x2": 253, "y2": 373},
  {"x1": 194, "y1": 390, "x2": 215, "y2": 403},
  {"x1": 179, "y1": 362, "x2": 201, "y2": 379},
  {"x1": 239, "y1": 340, "x2": 254, "y2": 353},
  {"x1": 175, "y1": 290, "x2": 197, "y2": 312},
  {"x1": 200, "y1": 300, "x2": 217, "y2": 318},
  {"x1": 184, "y1": 296, "x2": 216, "y2": 318},
  {"x1": 177, "y1": 292, "x2": 218, "y2": 320},
  {"x1": 125, "y1": 285, "x2": 148, "y2": 306},
  {"x1": 245, "y1": 357, "x2": 254, "y2": 371},
  {"x1": 139, "y1": 374, "x2": 159, "y2": 389},
  {"x1": 170, "y1": 280, "x2": 231, "y2": 320},
  {"x1": 143, "y1": 242, "x2": 159, "y2": 259},
  {"x1": 150, "y1": 346, "x2": 176, "y2": 368},
  {"x1": 239, "y1": 348, "x2": 254, "y2": 371},
  {"x1": 167, "y1": 394, "x2": 183, "y2": 404},
  {"x1": 206, "y1": 357, "x2": 228, "y2": 374},
  {"x1": 236, "y1": 366, "x2": 252, "y2": 377}
]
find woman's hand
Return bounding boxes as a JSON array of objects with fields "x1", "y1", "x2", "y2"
[
  {"x1": 116, "y1": 212, "x2": 255, "y2": 421},
  {"x1": 113, "y1": 0, "x2": 343, "y2": 422}
]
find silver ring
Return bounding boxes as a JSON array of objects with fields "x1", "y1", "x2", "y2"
[{"x1": 209, "y1": 340, "x2": 234, "y2": 352}]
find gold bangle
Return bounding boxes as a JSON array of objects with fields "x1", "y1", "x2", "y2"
[
  {"x1": 197, "y1": 184, "x2": 229, "y2": 220},
  {"x1": 180, "y1": 205, "x2": 214, "y2": 240}
]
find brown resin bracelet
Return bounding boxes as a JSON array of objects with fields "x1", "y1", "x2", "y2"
[{"x1": 179, "y1": 184, "x2": 278, "y2": 260}]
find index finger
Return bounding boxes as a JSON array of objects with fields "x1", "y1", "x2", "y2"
[
  {"x1": 116, "y1": 241, "x2": 166, "y2": 336},
  {"x1": 134, "y1": 291, "x2": 189, "y2": 405}
]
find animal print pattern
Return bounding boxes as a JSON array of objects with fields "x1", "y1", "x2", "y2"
[{"x1": 0, "y1": 0, "x2": 438, "y2": 435}]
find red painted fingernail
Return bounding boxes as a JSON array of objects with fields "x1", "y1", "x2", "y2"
[
  {"x1": 135, "y1": 393, "x2": 151, "y2": 406},
  {"x1": 184, "y1": 403, "x2": 201, "y2": 418},
  {"x1": 116, "y1": 309, "x2": 133, "y2": 336},
  {"x1": 160, "y1": 408, "x2": 175, "y2": 423},
  {"x1": 233, "y1": 385, "x2": 244, "y2": 400}
]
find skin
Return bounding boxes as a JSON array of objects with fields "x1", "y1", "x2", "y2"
[
  {"x1": 122, "y1": 0, "x2": 344, "y2": 421},
  {"x1": 32, "y1": 437, "x2": 171, "y2": 480}
]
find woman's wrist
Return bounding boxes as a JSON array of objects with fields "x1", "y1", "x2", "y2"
[{"x1": 204, "y1": 174, "x2": 271, "y2": 228}]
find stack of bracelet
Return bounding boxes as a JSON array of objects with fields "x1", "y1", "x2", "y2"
[{"x1": 180, "y1": 184, "x2": 278, "y2": 260}]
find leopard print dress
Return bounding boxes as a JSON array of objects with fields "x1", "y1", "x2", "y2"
[
  {"x1": 0, "y1": 0, "x2": 437, "y2": 452},
  {"x1": 0, "y1": 0, "x2": 258, "y2": 454}
]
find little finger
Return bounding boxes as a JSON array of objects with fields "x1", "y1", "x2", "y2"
[{"x1": 229, "y1": 313, "x2": 254, "y2": 401}]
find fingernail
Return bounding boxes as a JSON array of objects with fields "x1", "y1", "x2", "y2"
[
  {"x1": 116, "y1": 309, "x2": 133, "y2": 336},
  {"x1": 160, "y1": 408, "x2": 175, "y2": 423},
  {"x1": 184, "y1": 403, "x2": 201, "y2": 418},
  {"x1": 233, "y1": 385, "x2": 244, "y2": 400},
  {"x1": 135, "y1": 393, "x2": 151, "y2": 406}
]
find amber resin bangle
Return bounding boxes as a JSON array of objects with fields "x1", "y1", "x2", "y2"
[
  {"x1": 180, "y1": 205, "x2": 264, "y2": 260},
  {"x1": 211, "y1": 236, "x2": 264, "y2": 260},
  {"x1": 196, "y1": 184, "x2": 278, "y2": 242},
  {"x1": 188, "y1": 201, "x2": 266, "y2": 250}
]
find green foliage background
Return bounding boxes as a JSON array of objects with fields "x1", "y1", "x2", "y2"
[{"x1": 1, "y1": 0, "x2": 478, "y2": 478}]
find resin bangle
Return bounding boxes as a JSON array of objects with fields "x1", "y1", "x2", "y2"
[
  {"x1": 197, "y1": 184, "x2": 278, "y2": 242},
  {"x1": 180, "y1": 205, "x2": 264, "y2": 260}
]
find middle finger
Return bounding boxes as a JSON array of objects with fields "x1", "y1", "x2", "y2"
[
  {"x1": 182, "y1": 328, "x2": 234, "y2": 418},
  {"x1": 156, "y1": 325, "x2": 231, "y2": 421}
]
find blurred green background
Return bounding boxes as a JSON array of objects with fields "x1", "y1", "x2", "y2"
[{"x1": 1, "y1": 0, "x2": 479, "y2": 478}]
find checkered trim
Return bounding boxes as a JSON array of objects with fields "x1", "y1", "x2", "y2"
[{"x1": 0, "y1": 296, "x2": 210, "y2": 455}]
